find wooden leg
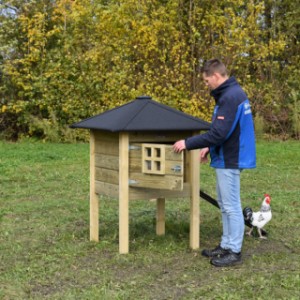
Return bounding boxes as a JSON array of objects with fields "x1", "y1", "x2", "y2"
[
  {"x1": 119, "y1": 133, "x2": 129, "y2": 254},
  {"x1": 156, "y1": 198, "x2": 165, "y2": 235},
  {"x1": 90, "y1": 131, "x2": 99, "y2": 241},
  {"x1": 119, "y1": 193, "x2": 129, "y2": 254},
  {"x1": 90, "y1": 193, "x2": 99, "y2": 241},
  {"x1": 189, "y1": 150, "x2": 200, "y2": 249}
]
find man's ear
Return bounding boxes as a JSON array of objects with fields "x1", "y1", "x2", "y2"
[{"x1": 213, "y1": 72, "x2": 221, "y2": 80}]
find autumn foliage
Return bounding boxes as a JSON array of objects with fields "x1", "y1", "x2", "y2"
[{"x1": 0, "y1": 0, "x2": 299, "y2": 141}]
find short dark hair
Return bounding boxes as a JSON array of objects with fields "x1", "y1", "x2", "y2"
[{"x1": 200, "y1": 59, "x2": 228, "y2": 77}]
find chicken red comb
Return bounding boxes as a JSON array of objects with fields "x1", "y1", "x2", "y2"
[{"x1": 264, "y1": 194, "x2": 271, "y2": 204}]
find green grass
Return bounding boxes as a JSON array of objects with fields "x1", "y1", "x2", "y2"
[{"x1": 0, "y1": 140, "x2": 299, "y2": 299}]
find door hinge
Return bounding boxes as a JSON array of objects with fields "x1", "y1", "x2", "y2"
[
  {"x1": 129, "y1": 145, "x2": 141, "y2": 151},
  {"x1": 171, "y1": 165, "x2": 182, "y2": 173},
  {"x1": 129, "y1": 179, "x2": 139, "y2": 185}
]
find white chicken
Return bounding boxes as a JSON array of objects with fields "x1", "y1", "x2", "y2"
[{"x1": 243, "y1": 194, "x2": 272, "y2": 239}]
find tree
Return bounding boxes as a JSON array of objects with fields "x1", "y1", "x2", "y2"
[{"x1": 0, "y1": 0, "x2": 299, "y2": 140}]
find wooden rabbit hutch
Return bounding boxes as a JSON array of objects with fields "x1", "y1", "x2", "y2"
[{"x1": 71, "y1": 96, "x2": 210, "y2": 253}]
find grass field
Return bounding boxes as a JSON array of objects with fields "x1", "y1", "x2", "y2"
[{"x1": 0, "y1": 140, "x2": 299, "y2": 299}]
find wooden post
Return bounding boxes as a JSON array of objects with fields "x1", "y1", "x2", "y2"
[
  {"x1": 189, "y1": 149, "x2": 200, "y2": 249},
  {"x1": 156, "y1": 198, "x2": 165, "y2": 235},
  {"x1": 90, "y1": 130, "x2": 99, "y2": 241},
  {"x1": 119, "y1": 132, "x2": 129, "y2": 254}
]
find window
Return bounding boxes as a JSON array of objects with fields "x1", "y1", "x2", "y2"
[{"x1": 142, "y1": 144, "x2": 165, "y2": 175}]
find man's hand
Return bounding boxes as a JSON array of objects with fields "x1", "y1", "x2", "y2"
[
  {"x1": 173, "y1": 140, "x2": 186, "y2": 153},
  {"x1": 199, "y1": 147, "x2": 210, "y2": 163}
]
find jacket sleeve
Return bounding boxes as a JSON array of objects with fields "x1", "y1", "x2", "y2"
[{"x1": 185, "y1": 97, "x2": 238, "y2": 150}]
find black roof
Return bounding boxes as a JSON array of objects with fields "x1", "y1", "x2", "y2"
[{"x1": 70, "y1": 96, "x2": 210, "y2": 132}]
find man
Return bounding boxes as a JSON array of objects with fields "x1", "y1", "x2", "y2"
[{"x1": 173, "y1": 59, "x2": 256, "y2": 267}]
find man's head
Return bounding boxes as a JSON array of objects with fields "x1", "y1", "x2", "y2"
[{"x1": 200, "y1": 59, "x2": 229, "y2": 90}]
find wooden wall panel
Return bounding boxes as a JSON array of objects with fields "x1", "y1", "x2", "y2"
[
  {"x1": 129, "y1": 131, "x2": 195, "y2": 143},
  {"x1": 95, "y1": 181, "x2": 119, "y2": 198},
  {"x1": 95, "y1": 153, "x2": 119, "y2": 170},
  {"x1": 95, "y1": 167, "x2": 119, "y2": 185},
  {"x1": 129, "y1": 183, "x2": 191, "y2": 200}
]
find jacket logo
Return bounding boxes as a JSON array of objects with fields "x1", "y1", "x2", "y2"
[
  {"x1": 244, "y1": 103, "x2": 251, "y2": 109},
  {"x1": 217, "y1": 116, "x2": 225, "y2": 120},
  {"x1": 244, "y1": 102, "x2": 252, "y2": 115}
]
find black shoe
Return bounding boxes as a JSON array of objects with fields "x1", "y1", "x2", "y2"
[
  {"x1": 210, "y1": 250, "x2": 242, "y2": 267},
  {"x1": 201, "y1": 245, "x2": 229, "y2": 258}
]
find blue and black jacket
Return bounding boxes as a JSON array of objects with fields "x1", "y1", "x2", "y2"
[{"x1": 185, "y1": 77, "x2": 256, "y2": 169}]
